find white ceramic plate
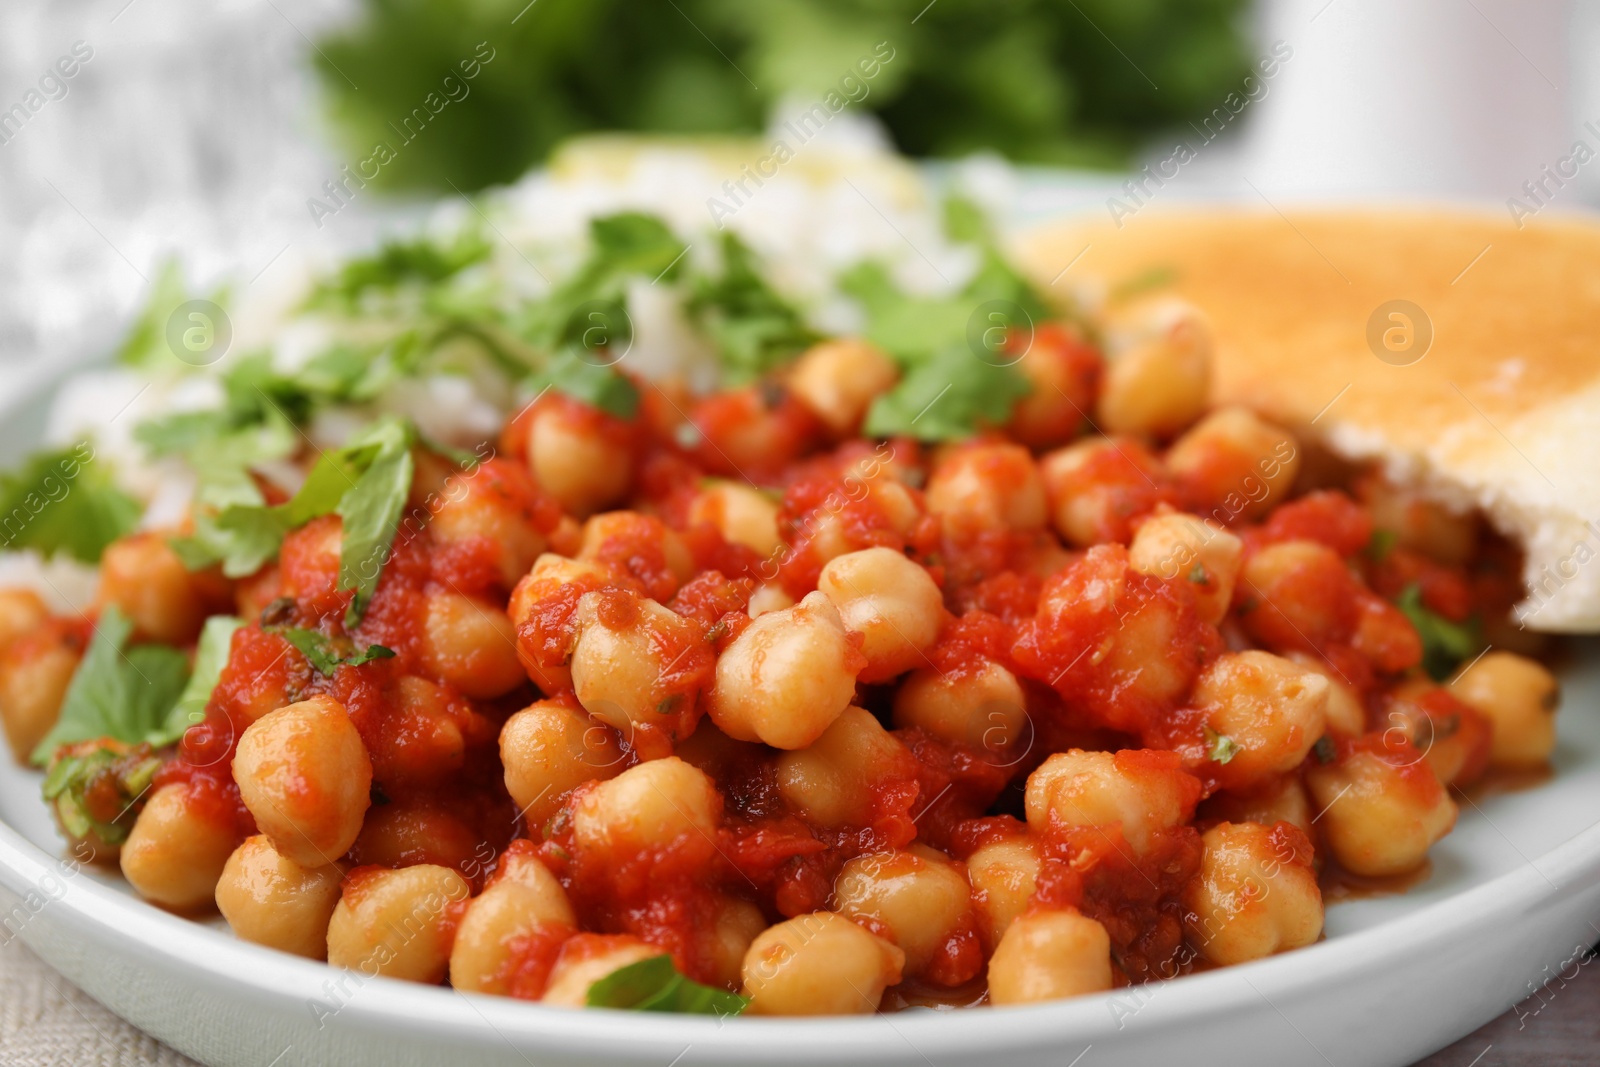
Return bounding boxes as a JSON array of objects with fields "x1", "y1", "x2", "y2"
[{"x1": 1, "y1": 367, "x2": 1598, "y2": 1067}]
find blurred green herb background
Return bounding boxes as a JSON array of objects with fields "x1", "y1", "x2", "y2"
[{"x1": 314, "y1": 0, "x2": 1253, "y2": 194}]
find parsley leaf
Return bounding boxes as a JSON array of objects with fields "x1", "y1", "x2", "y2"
[
  {"x1": 273, "y1": 627, "x2": 395, "y2": 675},
  {"x1": 1395, "y1": 583, "x2": 1482, "y2": 681},
  {"x1": 863, "y1": 345, "x2": 1032, "y2": 442},
  {"x1": 306, "y1": 230, "x2": 493, "y2": 313},
  {"x1": 585, "y1": 955, "x2": 750, "y2": 1016},
  {"x1": 335, "y1": 418, "x2": 417, "y2": 626},
  {"x1": 161, "y1": 615, "x2": 242, "y2": 745},
  {"x1": 0, "y1": 443, "x2": 141, "y2": 564},
  {"x1": 1365, "y1": 529, "x2": 1398, "y2": 563},
  {"x1": 1204, "y1": 726, "x2": 1241, "y2": 765},
  {"x1": 30, "y1": 607, "x2": 192, "y2": 766},
  {"x1": 115, "y1": 260, "x2": 188, "y2": 370},
  {"x1": 686, "y1": 231, "x2": 817, "y2": 383},
  {"x1": 529, "y1": 349, "x2": 641, "y2": 420}
]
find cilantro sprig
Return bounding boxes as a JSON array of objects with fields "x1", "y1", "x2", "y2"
[
  {"x1": 585, "y1": 955, "x2": 750, "y2": 1016},
  {"x1": 0, "y1": 443, "x2": 141, "y2": 564}
]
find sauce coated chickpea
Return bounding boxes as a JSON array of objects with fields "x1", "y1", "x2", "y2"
[
  {"x1": 450, "y1": 847, "x2": 576, "y2": 996},
  {"x1": 418, "y1": 592, "x2": 526, "y2": 700},
  {"x1": 215, "y1": 835, "x2": 344, "y2": 959},
  {"x1": 232, "y1": 695, "x2": 372, "y2": 869},
  {"x1": 817, "y1": 547, "x2": 943, "y2": 683},
  {"x1": 925, "y1": 443, "x2": 1047, "y2": 537},
  {"x1": 1128, "y1": 512, "x2": 1242, "y2": 625},
  {"x1": 501, "y1": 700, "x2": 624, "y2": 829},
  {"x1": 832, "y1": 848, "x2": 974, "y2": 979},
  {"x1": 326, "y1": 864, "x2": 471, "y2": 982},
  {"x1": 741, "y1": 912, "x2": 904, "y2": 1015},
  {"x1": 786, "y1": 339, "x2": 899, "y2": 438},
  {"x1": 572, "y1": 756, "x2": 721, "y2": 856},
  {"x1": 1096, "y1": 300, "x2": 1211, "y2": 441},
  {"x1": 1449, "y1": 651, "x2": 1560, "y2": 768},
  {"x1": 1192, "y1": 651, "x2": 1330, "y2": 788},
  {"x1": 966, "y1": 836, "x2": 1042, "y2": 948},
  {"x1": 1184, "y1": 821, "x2": 1322, "y2": 966},
  {"x1": 1024, "y1": 749, "x2": 1198, "y2": 853},
  {"x1": 775, "y1": 706, "x2": 910, "y2": 829},
  {"x1": 1306, "y1": 746, "x2": 1456, "y2": 877},
  {"x1": 121, "y1": 783, "x2": 241, "y2": 913},
  {"x1": 986, "y1": 909, "x2": 1113, "y2": 1005}
]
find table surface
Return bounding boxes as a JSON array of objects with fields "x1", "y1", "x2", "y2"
[{"x1": 1, "y1": 937, "x2": 1594, "y2": 1067}]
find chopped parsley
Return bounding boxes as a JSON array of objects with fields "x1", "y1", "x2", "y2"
[
  {"x1": 1365, "y1": 528, "x2": 1399, "y2": 563},
  {"x1": 1203, "y1": 726, "x2": 1241, "y2": 765},
  {"x1": 687, "y1": 231, "x2": 818, "y2": 383},
  {"x1": 1394, "y1": 582, "x2": 1481, "y2": 681},
  {"x1": 273, "y1": 627, "x2": 395, "y2": 676},
  {"x1": 585, "y1": 955, "x2": 750, "y2": 1016}
]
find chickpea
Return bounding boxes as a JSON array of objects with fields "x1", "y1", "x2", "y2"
[
  {"x1": 350, "y1": 802, "x2": 484, "y2": 873},
  {"x1": 526, "y1": 399, "x2": 632, "y2": 518},
  {"x1": 688, "y1": 481, "x2": 782, "y2": 557},
  {"x1": 232, "y1": 695, "x2": 372, "y2": 869},
  {"x1": 1449, "y1": 651, "x2": 1560, "y2": 768},
  {"x1": 833, "y1": 849, "x2": 973, "y2": 978},
  {"x1": 1359, "y1": 477, "x2": 1478, "y2": 566},
  {"x1": 1128, "y1": 512, "x2": 1242, "y2": 625},
  {"x1": 1238, "y1": 540, "x2": 1354, "y2": 652},
  {"x1": 924, "y1": 443, "x2": 1046, "y2": 538},
  {"x1": 786, "y1": 339, "x2": 899, "y2": 438},
  {"x1": 121, "y1": 783, "x2": 241, "y2": 912},
  {"x1": 891, "y1": 660, "x2": 1028, "y2": 760},
  {"x1": 429, "y1": 459, "x2": 547, "y2": 588},
  {"x1": 577, "y1": 512, "x2": 695, "y2": 596},
  {"x1": 775, "y1": 706, "x2": 909, "y2": 829},
  {"x1": 449, "y1": 848, "x2": 576, "y2": 996},
  {"x1": 215, "y1": 835, "x2": 344, "y2": 959},
  {"x1": 501, "y1": 701, "x2": 624, "y2": 829},
  {"x1": 1306, "y1": 747, "x2": 1456, "y2": 877},
  {"x1": 1200, "y1": 775, "x2": 1315, "y2": 842},
  {"x1": 741, "y1": 912, "x2": 904, "y2": 1016},
  {"x1": 0, "y1": 629, "x2": 82, "y2": 762},
  {"x1": 706, "y1": 895, "x2": 767, "y2": 990},
  {"x1": 986, "y1": 909, "x2": 1113, "y2": 1005},
  {"x1": 541, "y1": 934, "x2": 661, "y2": 1007},
  {"x1": 1166, "y1": 407, "x2": 1301, "y2": 523},
  {"x1": 0, "y1": 589, "x2": 47, "y2": 650},
  {"x1": 1284, "y1": 653, "x2": 1367, "y2": 738},
  {"x1": 966, "y1": 837, "x2": 1042, "y2": 948},
  {"x1": 801, "y1": 477, "x2": 924, "y2": 567},
  {"x1": 1192, "y1": 651, "x2": 1329, "y2": 788},
  {"x1": 508, "y1": 553, "x2": 615, "y2": 695},
  {"x1": 418, "y1": 593, "x2": 526, "y2": 700},
  {"x1": 706, "y1": 591, "x2": 860, "y2": 750},
  {"x1": 570, "y1": 591, "x2": 705, "y2": 741},
  {"x1": 366, "y1": 675, "x2": 470, "y2": 789},
  {"x1": 1382, "y1": 680, "x2": 1492, "y2": 788},
  {"x1": 746, "y1": 583, "x2": 794, "y2": 618},
  {"x1": 97, "y1": 533, "x2": 210, "y2": 645},
  {"x1": 816, "y1": 548, "x2": 942, "y2": 683},
  {"x1": 1024, "y1": 749, "x2": 1198, "y2": 853},
  {"x1": 326, "y1": 864, "x2": 471, "y2": 983},
  {"x1": 572, "y1": 756, "x2": 721, "y2": 855},
  {"x1": 1096, "y1": 299, "x2": 1211, "y2": 440},
  {"x1": 1184, "y1": 822, "x2": 1322, "y2": 966},
  {"x1": 1038, "y1": 436, "x2": 1168, "y2": 547},
  {"x1": 1006, "y1": 324, "x2": 1100, "y2": 450}
]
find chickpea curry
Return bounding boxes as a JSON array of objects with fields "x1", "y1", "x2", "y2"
[{"x1": 0, "y1": 211, "x2": 1562, "y2": 1016}]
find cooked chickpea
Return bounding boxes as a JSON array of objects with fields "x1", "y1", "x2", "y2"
[
  {"x1": 349, "y1": 801, "x2": 483, "y2": 873},
  {"x1": 706, "y1": 591, "x2": 860, "y2": 749},
  {"x1": 215, "y1": 835, "x2": 344, "y2": 959},
  {"x1": 541, "y1": 934, "x2": 661, "y2": 1007},
  {"x1": 508, "y1": 553, "x2": 615, "y2": 694},
  {"x1": 706, "y1": 895, "x2": 767, "y2": 989},
  {"x1": 966, "y1": 837, "x2": 1042, "y2": 947},
  {"x1": 1239, "y1": 540, "x2": 1354, "y2": 651},
  {"x1": 0, "y1": 589, "x2": 47, "y2": 650},
  {"x1": 833, "y1": 849, "x2": 973, "y2": 977},
  {"x1": 121, "y1": 783, "x2": 241, "y2": 912},
  {"x1": 572, "y1": 756, "x2": 721, "y2": 855},
  {"x1": 1007, "y1": 324, "x2": 1100, "y2": 449},
  {"x1": 1024, "y1": 749, "x2": 1198, "y2": 853},
  {"x1": 741, "y1": 912, "x2": 904, "y2": 1016},
  {"x1": 1359, "y1": 477, "x2": 1478, "y2": 566},
  {"x1": 98, "y1": 533, "x2": 210, "y2": 645},
  {"x1": 449, "y1": 849, "x2": 576, "y2": 995},
  {"x1": 775, "y1": 706, "x2": 909, "y2": 829},
  {"x1": 816, "y1": 548, "x2": 942, "y2": 683},
  {"x1": 1306, "y1": 747, "x2": 1457, "y2": 877},
  {"x1": 688, "y1": 481, "x2": 782, "y2": 557},
  {"x1": 787, "y1": 339, "x2": 899, "y2": 438},
  {"x1": 429, "y1": 460, "x2": 547, "y2": 588},
  {"x1": 1166, "y1": 407, "x2": 1300, "y2": 522},
  {"x1": 1128, "y1": 512, "x2": 1242, "y2": 625},
  {"x1": 577, "y1": 512, "x2": 694, "y2": 594},
  {"x1": 501, "y1": 701, "x2": 623, "y2": 829},
  {"x1": 986, "y1": 909, "x2": 1113, "y2": 1005},
  {"x1": 326, "y1": 864, "x2": 471, "y2": 983},
  {"x1": 570, "y1": 591, "x2": 705, "y2": 740},
  {"x1": 232, "y1": 695, "x2": 372, "y2": 869},
  {"x1": 0, "y1": 630, "x2": 82, "y2": 762},
  {"x1": 1284, "y1": 653, "x2": 1367, "y2": 738},
  {"x1": 1038, "y1": 436, "x2": 1167, "y2": 547},
  {"x1": 1096, "y1": 300, "x2": 1211, "y2": 440},
  {"x1": 746, "y1": 583, "x2": 794, "y2": 618},
  {"x1": 891, "y1": 660, "x2": 1027, "y2": 759},
  {"x1": 526, "y1": 400, "x2": 632, "y2": 518},
  {"x1": 924, "y1": 443, "x2": 1046, "y2": 537},
  {"x1": 418, "y1": 592, "x2": 526, "y2": 699},
  {"x1": 1192, "y1": 651, "x2": 1329, "y2": 787},
  {"x1": 1200, "y1": 774, "x2": 1315, "y2": 842},
  {"x1": 1449, "y1": 651, "x2": 1560, "y2": 768},
  {"x1": 1184, "y1": 821, "x2": 1322, "y2": 966},
  {"x1": 802, "y1": 477, "x2": 923, "y2": 566}
]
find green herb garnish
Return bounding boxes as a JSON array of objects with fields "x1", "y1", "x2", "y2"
[
  {"x1": 585, "y1": 955, "x2": 750, "y2": 1016},
  {"x1": 0, "y1": 443, "x2": 141, "y2": 564},
  {"x1": 1394, "y1": 583, "x2": 1481, "y2": 682},
  {"x1": 1203, "y1": 726, "x2": 1240, "y2": 765},
  {"x1": 273, "y1": 627, "x2": 396, "y2": 676}
]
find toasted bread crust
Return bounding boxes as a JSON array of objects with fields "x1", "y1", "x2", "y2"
[{"x1": 1015, "y1": 208, "x2": 1600, "y2": 632}]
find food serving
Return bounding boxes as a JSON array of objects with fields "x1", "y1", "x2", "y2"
[{"x1": 0, "y1": 165, "x2": 1569, "y2": 1017}]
